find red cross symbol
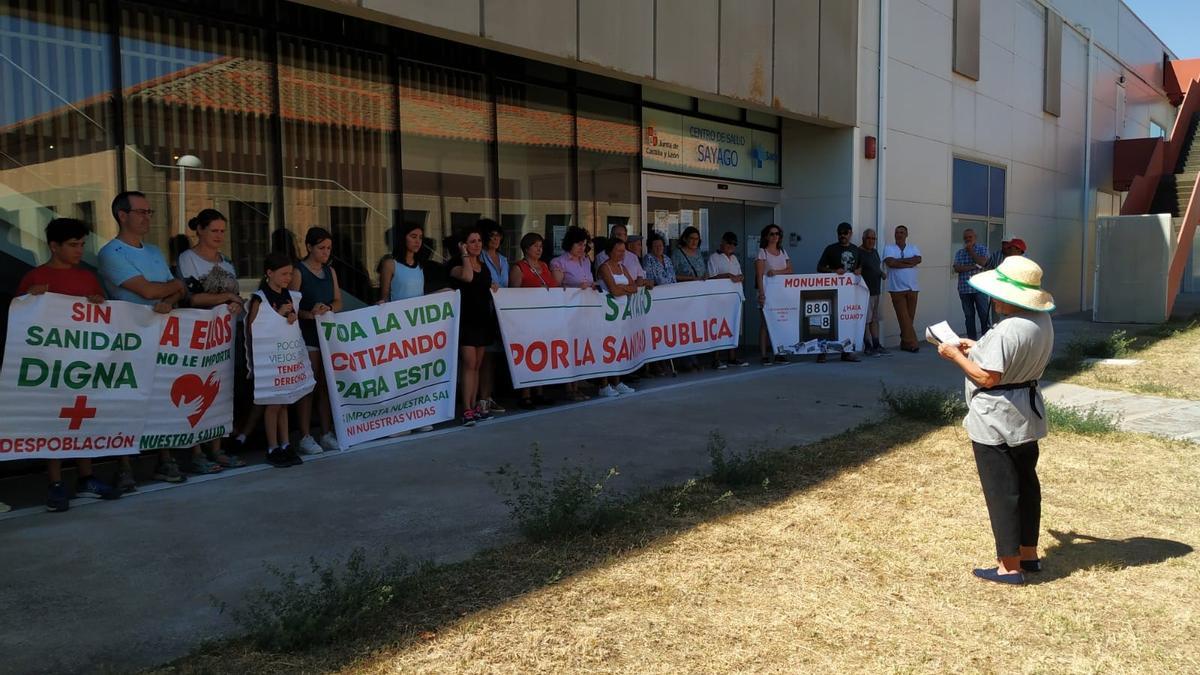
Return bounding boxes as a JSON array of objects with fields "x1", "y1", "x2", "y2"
[{"x1": 59, "y1": 395, "x2": 97, "y2": 430}]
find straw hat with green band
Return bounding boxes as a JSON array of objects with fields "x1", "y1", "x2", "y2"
[{"x1": 967, "y1": 255, "x2": 1056, "y2": 312}]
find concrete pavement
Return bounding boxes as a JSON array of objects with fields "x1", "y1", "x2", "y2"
[{"x1": 1, "y1": 314, "x2": 1197, "y2": 673}]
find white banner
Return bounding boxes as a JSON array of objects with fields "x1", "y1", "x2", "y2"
[
  {"x1": 140, "y1": 305, "x2": 236, "y2": 450},
  {"x1": 494, "y1": 280, "x2": 743, "y2": 387},
  {"x1": 0, "y1": 293, "x2": 163, "y2": 459},
  {"x1": 762, "y1": 274, "x2": 870, "y2": 355},
  {"x1": 316, "y1": 292, "x2": 460, "y2": 449},
  {"x1": 249, "y1": 290, "x2": 315, "y2": 405}
]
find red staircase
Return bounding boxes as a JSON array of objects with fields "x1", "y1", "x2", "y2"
[{"x1": 1113, "y1": 59, "x2": 1200, "y2": 315}]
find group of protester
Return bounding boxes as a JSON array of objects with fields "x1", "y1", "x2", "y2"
[{"x1": 0, "y1": 190, "x2": 1031, "y2": 516}]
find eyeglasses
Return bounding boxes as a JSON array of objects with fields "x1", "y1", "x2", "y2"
[{"x1": 124, "y1": 208, "x2": 154, "y2": 216}]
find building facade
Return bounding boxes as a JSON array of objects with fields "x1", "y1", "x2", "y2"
[{"x1": 0, "y1": 0, "x2": 1184, "y2": 341}]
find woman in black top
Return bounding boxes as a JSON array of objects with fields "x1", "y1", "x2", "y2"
[{"x1": 449, "y1": 226, "x2": 497, "y2": 426}]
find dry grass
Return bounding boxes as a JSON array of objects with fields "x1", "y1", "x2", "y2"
[
  {"x1": 163, "y1": 421, "x2": 1199, "y2": 674},
  {"x1": 1053, "y1": 317, "x2": 1200, "y2": 400}
]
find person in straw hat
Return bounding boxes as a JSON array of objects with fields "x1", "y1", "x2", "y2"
[{"x1": 936, "y1": 255, "x2": 1055, "y2": 585}]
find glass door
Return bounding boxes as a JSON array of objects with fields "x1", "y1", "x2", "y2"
[{"x1": 645, "y1": 194, "x2": 777, "y2": 347}]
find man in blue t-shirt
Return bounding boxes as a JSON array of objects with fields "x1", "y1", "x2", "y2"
[
  {"x1": 98, "y1": 191, "x2": 185, "y2": 312},
  {"x1": 97, "y1": 191, "x2": 189, "y2": 485}
]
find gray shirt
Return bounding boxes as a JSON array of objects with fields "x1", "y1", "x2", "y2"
[{"x1": 962, "y1": 310, "x2": 1054, "y2": 446}]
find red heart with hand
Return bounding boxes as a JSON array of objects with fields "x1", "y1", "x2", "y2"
[{"x1": 170, "y1": 372, "x2": 221, "y2": 427}]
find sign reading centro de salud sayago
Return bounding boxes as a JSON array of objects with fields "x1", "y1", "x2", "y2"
[
  {"x1": 316, "y1": 291, "x2": 460, "y2": 449},
  {"x1": 642, "y1": 107, "x2": 779, "y2": 184},
  {"x1": 0, "y1": 293, "x2": 238, "y2": 460},
  {"x1": 494, "y1": 281, "x2": 743, "y2": 387},
  {"x1": 762, "y1": 274, "x2": 870, "y2": 355}
]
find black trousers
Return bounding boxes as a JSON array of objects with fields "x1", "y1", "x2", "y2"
[{"x1": 972, "y1": 440, "x2": 1041, "y2": 558}]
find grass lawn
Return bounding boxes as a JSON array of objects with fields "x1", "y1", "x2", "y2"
[
  {"x1": 1049, "y1": 316, "x2": 1200, "y2": 400},
  {"x1": 164, "y1": 419, "x2": 1198, "y2": 674}
]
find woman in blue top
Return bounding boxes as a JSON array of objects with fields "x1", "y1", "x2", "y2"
[
  {"x1": 379, "y1": 222, "x2": 446, "y2": 302},
  {"x1": 478, "y1": 219, "x2": 509, "y2": 416},
  {"x1": 291, "y1": 227, "x2": 342, "y2": 455}
]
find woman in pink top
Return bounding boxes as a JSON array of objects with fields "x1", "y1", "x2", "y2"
[{"x1": 550, "y1": 226, "x2": 595, "y2": 289}]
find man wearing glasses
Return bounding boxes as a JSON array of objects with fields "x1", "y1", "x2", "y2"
[{"x1": 98, "y1": 191, "x2": 186, "y2": 312}]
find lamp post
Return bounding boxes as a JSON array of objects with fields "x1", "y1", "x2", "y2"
[{"x1": 176, "y1": 154, "x2": 202, "y2": 235}]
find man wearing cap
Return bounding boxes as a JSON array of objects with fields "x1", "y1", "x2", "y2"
[
  {"x1": 987, "y1": 239, "x2": 1026, "y2": 325},
  {"x1": 707, "y1": 231, "x2": 749, "y2": 368},
  {"x1": 936, "y1": 255, "x2": 1056, "y2": 586},
  {"x1": 816, "y1": 222, "x2": 863, "y2": 363}
]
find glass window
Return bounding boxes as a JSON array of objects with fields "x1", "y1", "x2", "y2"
[
  {"x1": 496, "y1": 79, "x2": 574, "y2": 262},
  {"x1": 643, "y1": 87, "x2": 692, "y2": 110},
  {"x1": 399, "y1": 60, "x2": 494, "y2": 260},
  {"x1": 577, "y1": 95, "x2": 641, "y2": 238},
  {"x1": 697, "y1": 99, "x2": 741, "y2": 121},
  {"x1": 952, "y1": 158, "x2": 989, "y2": 216},
  {"x1": 1, "y1": 0, "x2": 117, "y2": 281},
  {"x1": 278, "y1": 36, "x2": 393, "y2": 305},
  {"x1": 120, "y1": 3, "x2": 275, "y2": 266},
  {"x1": 746, "y1": 109, "x2": 779, "y2": 128},
  {"x1": 1149, "y1": 120, "x2": 1165, "y2": 139},
  {"x1": 988, "y1": 165, "x2": 1006, "y2": 218}
]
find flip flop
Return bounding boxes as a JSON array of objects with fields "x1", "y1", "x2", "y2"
[{"x1": 972, "y1": 567, "x2": 1025, "y2": 585}]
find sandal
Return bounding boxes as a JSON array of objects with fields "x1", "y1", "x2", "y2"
[
  {"x1": 571, "y1": 392, "x2": 591, "y2": 402},
  {"x1": 214, "y1": 453, "x2": 246, "y2": 468},
  {"x1": 191, "y1": 457, "x2": 223, "y2": 474}
]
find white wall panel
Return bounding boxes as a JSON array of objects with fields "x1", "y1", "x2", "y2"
[
  {"x1": 973, "y1": 94, "x2": 1012, "y2": 158},
  {"x1": 775, "y1": 0, "x2": 822, "y2": 117},
  {"x1": 483, "y1": 0, "x2": 577, "y2": 59},
  {"x1": 655, "y1": 0, "x2": 720, "y2": 93},
  {"x1": 578, "y1": 0, "x2": 654, "y2": 77},
  {"x1": 953, "y1": 85, "x2": 977, "y2": 148},
  {"x1": 363, "y1": 0, "x2": 481, "y2": 34},
  {"x1": 890, "y1": 0, "x2": 952, "y2": 76},
  {"x1": 888, "y1": 60, "x2": 952, "y2": 142},
  {"x1": 886, "y1": 130, "x2": 950, "y2": 206},
  {"x1": 719, "y1": 0, "x2": 773, "y2": 104}
]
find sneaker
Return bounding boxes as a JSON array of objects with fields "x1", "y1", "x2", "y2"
[
  {"x1": 773, "y1": 355, "x2": 788, "y2": 364},
  {"x1": 153, "y1": 459, "x2": 186, "y2": 483},
  {"x1": 614, "y1": 382, "x2": 635, "y2": 395},
  {"x1": 284, "y1": 447, "x2": 304, "y2": 466},
  {"x1": 116, "y1": 469, "x2": 137, "y2": 493},
  {"x1": 728, "y1": 358, "x2": 750, "y2": 367},
  {"x1": 46, "y1": 483, "x2": 69, "y2": 512},
  {"x1": 716, "y1": 361, "x2": 729, "y2": 370},
  {"x1": 319, "y1": 432, "x2": 340, "y2": 452},
  {"x1": 75, "y1": 475, "x2": 122, "y2": 500},
  {"x1": 841, "y1": 352, "x2": 862, "y2": 363},
  {"x1": 189, "y1": 456, "x2": 223, "y2": 475},
  {"x1": 417, "y1": 425, "x2": 435, "y2": 432},
  {"x1": 298, "y1": 435, "x2": 324, "y2": 456},
  {"x1": 474, "y1": 404, "x2": 493, "y2": 421},
  {"x1": 876, "y1": 345, "x2": 892, "y2": 357},
  {"x1": 0, "y1": 501, "x2": 10, "y2": 513},
  {"x1": 599, "y1": 385, "x2": 619, "y2": 398},
  {"x1": 761, "y1": 357, "x2": 773, "y2": 366},
  {"x1": 863, "y1": 345, "x2": 876, "y2": 356},
  {"x1": 462, "y1": 409, "x2": 477, "y2": 427},
  {"x1": 480, "y1": 398, "x2": 506, "y2": 413},
  {"x1": 266, "y1": 448, "x2": 292, "y2": 468}
]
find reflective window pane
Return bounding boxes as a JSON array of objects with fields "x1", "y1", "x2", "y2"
[
  {"x1": 1, "y1": 0, "x2": 117, "y2": 282},
  {"x1": 989, "y1": 165, "x2": 1006, "y2": 217},
  {"x1": 399, "y1": 60, "x2": 494, "y2": 261},
  {"x1": 120, "y1": 3, "x2": 275, "y2": 270},
  {"x1": 279, "y1": 36, "x2": 393, "y2": 305},
  {"x1": 952, "y1": 158, "x2": 988, "y2": 216},
  {"x1": 577, "y1": 95, "x2": 640, "y2": 239},
  {"x1": 497, "y1": 79, "x2": 573, "y2": 260}
]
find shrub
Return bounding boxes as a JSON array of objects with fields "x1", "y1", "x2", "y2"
[
  {"x1": 493, "y1": 445, "x2": 625, "y2": 541},
  {"x1": 220, "y1": 548, "x2": 410, "y2": 651},
  {"x1": 1063, "y1": 330, "x2": 1135, "y2": 360},
  {"x1": 1046, "y1": 403, "x2": 1121, "y2": 435},
  {"x1": 880, "y1": 386, "x2": 967, "y2": 425},
  {"x1": 708, "y1": 431, "x2": 777, "y2": 489}
]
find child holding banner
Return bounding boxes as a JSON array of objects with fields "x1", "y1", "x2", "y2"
[
  {"x1": 247, "y1": 252, "x2": 306, "y2": 468},
  {"x1": 292, "y1": 228, "x2": 341, "y2": 454},
  {"x1": 17, "y1": 218, "x2": 123, "y2": 511}
]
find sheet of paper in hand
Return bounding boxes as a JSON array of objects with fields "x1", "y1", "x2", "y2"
[{"x1": 925, "y1": 321, "x2": 961, "y2": 347}]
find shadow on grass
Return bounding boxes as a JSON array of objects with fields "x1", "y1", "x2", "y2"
[
  {"x1": 1033, "y1": 529, "x2": 1194, "y2": 583},
  {"x1": 164, "y1": 417, "x2": 939, "y2": 673},
  {"x1": 1046, "y1": 313, "x2": 1200, "y2": 381}
]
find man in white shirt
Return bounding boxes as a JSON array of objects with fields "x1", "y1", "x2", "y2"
[
  {"x1": 882, "y1": 225, "x2": 923, "y2": 352},
  {"x1": 707, "y1": 232, "x2": 748, "y2": 368}
]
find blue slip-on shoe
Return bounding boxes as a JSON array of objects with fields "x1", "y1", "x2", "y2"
[{"x1": 972, "y1": 567, "x2": 1025, "y2": 585}]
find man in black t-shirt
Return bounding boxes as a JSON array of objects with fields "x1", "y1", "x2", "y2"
[
  {"x1": 817, "y1": 222, "x2": 862, "y2": 275},
  {"x1": 815, "y1": 221, "x2": 862, "y2": 363}
]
